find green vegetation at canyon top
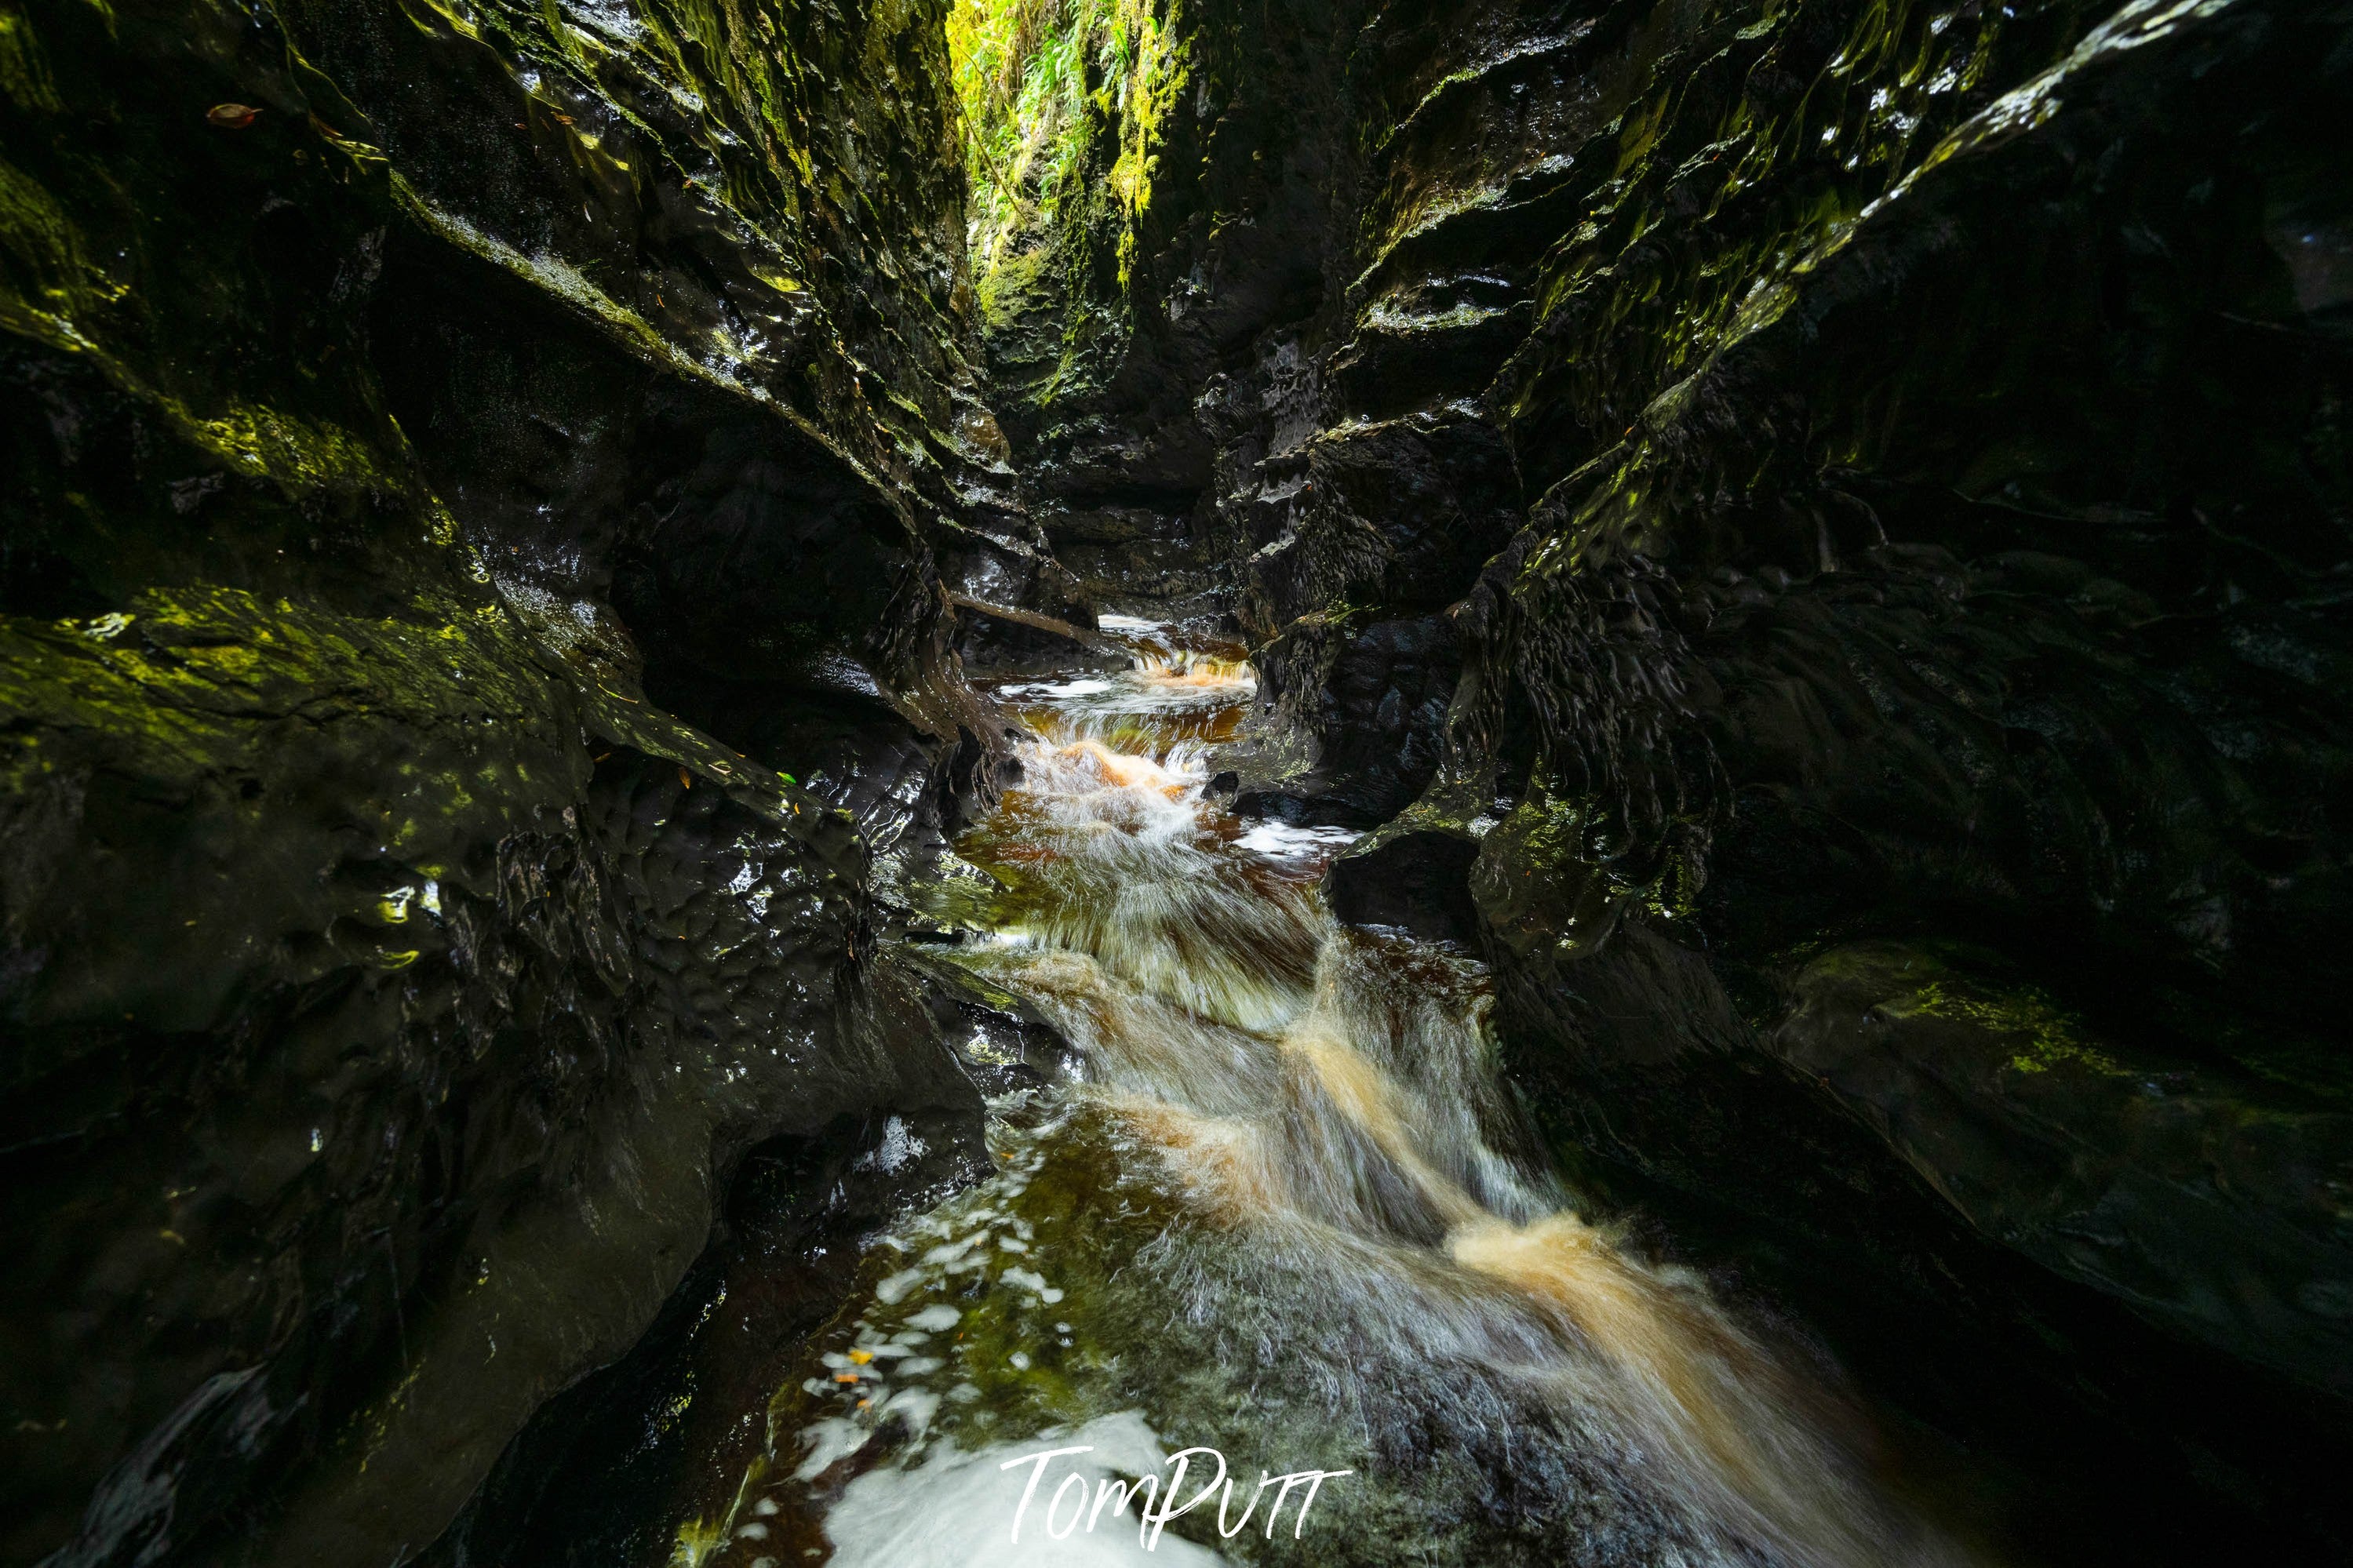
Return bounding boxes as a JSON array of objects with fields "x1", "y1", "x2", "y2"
[{"x1": 949, "y1": 0, "x2": 1186, "y2": 286}]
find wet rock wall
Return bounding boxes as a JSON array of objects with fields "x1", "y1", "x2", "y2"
[
  {"x1": 972, "y1": 0, "x2": 2353, "y2": 1556},
  {"x1": 0, "y1": 0, "x2": 1036, "y2": 1560}
]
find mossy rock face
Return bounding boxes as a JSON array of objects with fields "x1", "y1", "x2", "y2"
[
  {"x1": 1454, "y1": 0, "x2": 2353, "y2": 1432},
  {"x1": 1772, "y1": 940, "x2": 2353, "y2": 1395},
  {"x1": 5, "y1": 0, "x2": 2351, "y2": 1555},
  {"x1": 1472, "y1": 827, "x2": 2353, "y2": 1556},
  {"x1": 978, "y1": 0, "x2": 2353, "y2": 1550},
  {"x1": 0, "y1": 0, "x2": 1033, "y2": 1560}
]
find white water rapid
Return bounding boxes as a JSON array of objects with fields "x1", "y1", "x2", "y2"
[{"x1": 681, "y1": 621, "x2": 1973, "y2": 1568}]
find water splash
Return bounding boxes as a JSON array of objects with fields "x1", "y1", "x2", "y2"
[{"x1": 683, "y1": 623, "x2": 1971, "y2": 1567}]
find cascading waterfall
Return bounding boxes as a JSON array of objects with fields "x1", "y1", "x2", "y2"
[{"x1": 679, "y1": 623, "x2": 1972, "y2": 1568}]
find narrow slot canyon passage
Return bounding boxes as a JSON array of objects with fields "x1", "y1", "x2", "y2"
[{"x1": 2, "y1": 0, "x2": 2348, "y2": 1565}]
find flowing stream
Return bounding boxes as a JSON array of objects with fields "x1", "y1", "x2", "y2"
[{"x1": 683, "y1": 620, "x2": 1972, "y2": 1568}]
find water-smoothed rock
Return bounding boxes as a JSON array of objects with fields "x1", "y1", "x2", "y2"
[
  {"x1": 1776, "y1": 941, "x2": 2353, "y2": 1392},
  {"x1": 1448, "y1": 0, "x2": 2353, "y2": 1548},
  {"x1": 1459, "y1": 0, "x2": 2353, "y2": 1382},
  {"x1": 13, "y1": 0, "x2": 2353, "y2": 1558},
  {"x1": 973, "y1": 0, "x2": 2353, "y2": 1556},
  {"x1": 410, "y1": 945, "x2": 1011, "y2": 1568},
  {"x1": 0, "y1": 0, "x2": 1047, "y2": 1559}
]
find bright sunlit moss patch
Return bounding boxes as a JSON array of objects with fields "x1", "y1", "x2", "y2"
[
  {"x1": 947, "y1": 0, "x2": 1187, "y2": 285},
  {"x1": 1884, "y1": 977, "x2": 2131, "y2": 1079}
]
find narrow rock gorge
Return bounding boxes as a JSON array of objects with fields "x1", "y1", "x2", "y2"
[{"x1": 2, "y1": 0, "x2": 2347, "y2": 1563}]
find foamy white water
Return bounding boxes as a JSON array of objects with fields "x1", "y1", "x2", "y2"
[{"x1": 677, "y1": 624, "x2": 1971, "y2": 1568}]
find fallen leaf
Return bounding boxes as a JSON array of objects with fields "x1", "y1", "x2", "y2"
[
  {"x1": 677, "y1": 766, "x2": 693, "y2": 789},
  {"x1": 206, "y1": 104, "x2": 261, "y2": 129},
  {"x1": 847, "y1": 1348, "x2": 873, "y2": 1365}
]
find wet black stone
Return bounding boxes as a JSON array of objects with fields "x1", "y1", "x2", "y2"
[
  {"x1": 970, "y1": 0, "x2": 2353, "y2": 1558},
  {"x1": 13, "y1": 0, "x2": 2353, "y2": 1559},
  {"x1": 1326, "y1": 830, "x2": 1481, "y2": 947}
]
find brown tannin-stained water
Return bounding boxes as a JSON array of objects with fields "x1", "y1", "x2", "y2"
[{"x1": 681, "y1": 620, "x2": 1974, "y2": 1568}]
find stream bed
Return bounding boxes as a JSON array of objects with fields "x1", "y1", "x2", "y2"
[{"x1": 640, "y1": 621, "x2": 1978, "y2": 1568}]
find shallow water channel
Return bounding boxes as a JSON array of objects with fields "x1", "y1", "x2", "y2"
[{"x1": 676, "y1": 620, "x2": 1972, "y2": 1568}]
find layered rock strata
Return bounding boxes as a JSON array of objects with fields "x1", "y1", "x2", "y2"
[
  {"x1": 968, "y1": 0, "x2": 2353, "y2": 1555},
  {"x1": 0, "y1": 0, "x2": 1051, "y2": 1560}
]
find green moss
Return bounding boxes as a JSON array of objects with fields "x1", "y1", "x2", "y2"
[
  {"x1": 973, "y1": 232, "x2": 1051, "y2": 328},
  {"x1": 0, "y1": 583, "x2": 570, "y2": 785},
  {"x1": 0, "y1": 151, "x2": 119, "y2": 343},
  {"x1": 1881, "y1": 977, "x2": 2131, "y2": 1079},
  {"x1": 0, "y1": 10, "x2": 62, "y2": 117},
  {"x1": 1505, "y1": 0, "x2": 2100, "y2": 515},
  {"x1": 0, "y1": 111, "x2": 428, "y2": 513},
  {"x1": 1492, "y1": 782, "x2": 1706, "y2": 939},
  {"x1": 949, "y1": 0, "x2": 1188, "y2": 289}
]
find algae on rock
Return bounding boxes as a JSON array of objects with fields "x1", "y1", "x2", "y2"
[{"x1": 0, "y1": 0, "x2": 1037, "y2": 1562}]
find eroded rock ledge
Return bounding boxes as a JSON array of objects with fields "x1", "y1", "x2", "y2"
[{"x1": 0, "y1": 0, "x2": 1054, "y2": 1561}]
